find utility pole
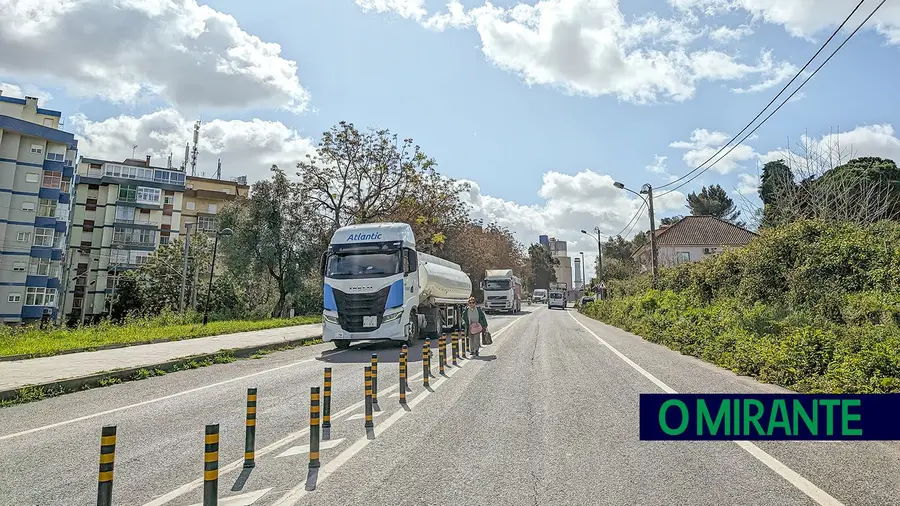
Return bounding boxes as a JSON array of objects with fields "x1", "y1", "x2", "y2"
[
  {"x1": 179, "y1": 224, "x2": 192, "y2": 312},
  {"x1": 643, "y1": 183, "x2": 659, "y2": 286},
  {"x1": 79, "y1": 256, "x2": 91, "y2": 325},
  {"x1": 593, "y1": 226, "x2": 603, "y2": 282}
]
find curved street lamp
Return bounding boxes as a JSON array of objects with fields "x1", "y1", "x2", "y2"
[
  {"x1": 613, "y1": 180, "x2": 658, "y2": 284},
  {"x1": 580, "y1": 228, "x2": 602, "y2": 283},
  {"x1": 202, "y1": 227, "x2": 233, "y2": 325}
]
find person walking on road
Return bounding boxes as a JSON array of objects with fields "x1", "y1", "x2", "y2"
[{"x1": 462, "y1": 296, "x2": 488, "y2": 357}]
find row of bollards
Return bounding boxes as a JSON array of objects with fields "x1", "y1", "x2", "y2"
[{"x1": 94, "y1": 330, "x2": 477, "y2": 505}]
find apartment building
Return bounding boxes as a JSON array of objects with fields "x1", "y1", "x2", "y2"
[
  {"x1": 63, "y1": 157, "x2": 248, "y2": 322},
  {"x1": 0, "y1": 92, "x2": 77, "y2": 323}
]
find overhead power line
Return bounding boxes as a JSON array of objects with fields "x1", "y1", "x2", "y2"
[
  {"x1": 657, "y1": 0, "x2": 886, "y2": 198},
  {"x1": 656, "y1": 0, "x2": 870, "y2": 192}
]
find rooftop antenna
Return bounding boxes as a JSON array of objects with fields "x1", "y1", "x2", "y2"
[
  {"x1": 181, "y1": 142, "x2": 189, "y2": 171},
  {"x1": 215, "y1": 159, "x2": 221, "y2": 180},
  {"x1": 190, "y1": 120, "x2": 200, "y2": 176},
  {"x1": 167, "y1": 152, "x2": 173, "y2": 169},
  {"x1": 132, "y1": 145, "x2": 138, "y2": 158}
]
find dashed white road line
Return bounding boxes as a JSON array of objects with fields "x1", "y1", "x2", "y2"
[
  {"x1": 568, "y1": 311, "x2": 845, "y2": 506},
  {"x1": 270, "y1": 314, "x2": 530, "y2": 505}
]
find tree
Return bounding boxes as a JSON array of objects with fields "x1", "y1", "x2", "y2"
[
  {"x1": 439, "y1": 220, "x2": 526, "y2": 298},
  {"x1": 525, "y1": 243, "x2": 558, "y2": 290},
  {"x1": 686, "y1": 184, "x2": 743, "y2": 225},
  {"x1": 137, "y1": 235, "x2": 213, "y2": 314},
  {"x1": 602, "y1": 235, "x2": 634, "y2": 263},
  {"x1": 660, "y1": 215, "x2": 683, "y2": 226},
  {"x1": 218, "y1": 166, "x2": 319, "y2": 317},
  {"x1": 296, "y1": 121, "x2": 438, "y2": 232}
]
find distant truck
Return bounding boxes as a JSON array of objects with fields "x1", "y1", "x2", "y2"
[
  {"x1": 321, "y1": 222, "x2": 472, "y2": 349},
  {"x1": 482, "y1": 269, "x2": 522, "y2": 313},
  {"x1": 532, "y1": 289, "x2": 548, "y2": 303}
]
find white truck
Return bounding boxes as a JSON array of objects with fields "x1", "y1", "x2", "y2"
[
  {"x1": 532, "y1": 289, "x2": 548, "y2": 303},
  {"x1": 320, "y1": 222, "x2": 472, "y2": 349},
  {"x1": 481, "y1": 269, "x2": 522, "y2": 313}
]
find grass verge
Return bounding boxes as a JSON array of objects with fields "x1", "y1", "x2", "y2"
[
  {"x1": 0, "y1": 315, "x2": 322, "y2": 359},
  {"x1": 0, "y1": 337, "x2": 323, "y2": 408}
]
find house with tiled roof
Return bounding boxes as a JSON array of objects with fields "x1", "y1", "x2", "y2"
[{"x1": 632, "y1": 215, "x2": 757, "y2": 271}]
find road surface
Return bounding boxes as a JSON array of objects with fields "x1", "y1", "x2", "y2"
[{"x1": 1, "y1": 305, "x2": 897, "y2": 505}]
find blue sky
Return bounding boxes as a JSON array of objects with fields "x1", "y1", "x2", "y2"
[{"x1": 2, "y1": 0, "x2": 899, "y2": 271}]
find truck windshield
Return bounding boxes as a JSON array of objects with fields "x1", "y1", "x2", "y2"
[
  {"x1": 326, "y1": 251, "x2": 401, "y2": 278},
  {"x1": 484, "y1": 279, "x2": 511, "y2": 291},
  {"x1": 550, "y1": 292, "x2": 563, "y2": 299}
]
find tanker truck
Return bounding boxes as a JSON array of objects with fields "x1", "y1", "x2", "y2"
[{"x1": 320, "y1": 222, "x2": 472, "y2": 349}]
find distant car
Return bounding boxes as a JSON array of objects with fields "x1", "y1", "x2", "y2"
[
  {"x1": 548, "y1": 290, "x2": 566, "y2": 309},
  {"x1": 580, "y1": 296, "x2": 595, "y2": 306}
]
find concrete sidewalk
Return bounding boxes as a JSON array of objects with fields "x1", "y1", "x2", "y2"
[{"x1": 0, "y1": 323, "x2": 322, "y2": 393}]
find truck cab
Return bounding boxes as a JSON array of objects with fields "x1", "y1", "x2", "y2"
[
  {"x1": 532, "y1": 289, "x2": 547, "y2": 303},
  {"x1": 482, "y1": 269, "x2": 522, "y2": 314}
]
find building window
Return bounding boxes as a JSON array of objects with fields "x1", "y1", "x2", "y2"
[
  {"x1": 675, "y1": 251, "x2": 691, "y2": 265},
  {"x1": 8, "y1": 293, "x2": 21, "y2": 303},
  {"x1": 88, "y1": 184, "x2": 100, "y2": 190},
  {"x1": 85, "y1": 198, "x2": 98, "y2": 211},
  {"x1": 186, "y1": 201, "x2": 196, "y2": 210},
  {"x1": 29, "y1": 257, "x2": 52, "y2": 276},
  {"x1": 164, "y1": 195, "x2": 175, "y2": 205},
  {"x1": 41, "y1": 172, "x2": 61, "y2": 189},
  {"x1": 16, "y1": 231, "x2": 31, "y2": 242},
  {"x1": 60, "y1": 179, "x2": 71, "y2": 193},
  {"x1": 207, "y1": 203, "x2": 217, "y2": 214},
  {"x1": 160, "y1": 234, "x2": 170, "y2": 246},
  {"x1": 53, "y1": 231, "x2": 65, "y2": 249},
  {"x1": 38, "y1": 198, "x2": 57, "y2": 217},
  {"x1": 12, "y1": 262, "x2": 26, "y2": 272},
  {"x1": 197, "y1": 215, "x2": 217, "y2": 233},
  {"x1": 118, "y1": 185, "x2": 137, "y2": 202},
  {"x1": 25, "y1": 287, "x2": 57, "y2": 307},
  {"x1": 30, "y1": 144, "x2": 43, "y2": 155},
  {"x1": 25, "y1": 173, "x2": 40, "y2": 183},
  {"x1": 136, "y1": 209, "x2": 151, "y2": 225},
  {"x1": 83, "y1": 219, "x2": 95, "y2": 232},
  {"x1": 113, "y1": 227, "x2": 156, "y2": 246},
  {"x1": 115, "y1": 206, "x2": 135, "y2": 223},
  {"x1": 22, "y1": 201, "x2": 35, "y2": 212},
  {"x1": 45, "y1": 152, "x2": 65, "y2": 162},
  {"x1": 136, "y1": 186, "x2": 161, "y2": 204},
  {"x1": 43, "y1": 118, "x2": 54, "y2": 127},
  {"x1": 33, "y1": 227, "x2": 54, "y2": 247}
]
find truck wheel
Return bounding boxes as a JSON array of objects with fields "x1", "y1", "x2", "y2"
[
  {"x1": 334, "y1": 340, "x2": 350, "y2": 350},
  {"x1": 406, "y1": 311, "x2": 419, "y2": 346}
]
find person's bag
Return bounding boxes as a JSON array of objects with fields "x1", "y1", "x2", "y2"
[
  {"x1": 482, "y1": 330, "x2": 493, "y2": 345},
  {"x1": 469, "y1": 322, "x2": 483, "y2": 335}
]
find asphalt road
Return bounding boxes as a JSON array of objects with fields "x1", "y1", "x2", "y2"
[{"x1": 1, "y1": 305, "x2": 898, "y2": 505}]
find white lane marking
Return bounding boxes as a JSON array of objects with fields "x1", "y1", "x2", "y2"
[
  {"x1": 0, "y1": 356, "x2": 326, "y2": 442},
  {"x1": 187, "y1": 488, "x2": 272, "y2": 506},
  {"x1": 568, "y1": 311, "x2": 845, "y2": 506},
  {"x1": 144, "y1": 314, "x2": 524, "y2": 506},
  {"x1": 270, "y1": 316, "x2": 527, "y2": 505},
  {"x1": 276, "y1": 439, "x2": 346, "y2": 458},
  {"x1": 345, "y1": 411, "x2": 384, "y2": 421}
]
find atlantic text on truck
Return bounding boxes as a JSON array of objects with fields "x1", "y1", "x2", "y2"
[{"x1": 320, "y1": 222, "x2": 472, "y2": 349}]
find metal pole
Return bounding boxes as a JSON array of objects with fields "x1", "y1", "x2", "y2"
[
  {"x1": 202, "y1": 233, "x2": 219, "y2": 325},
  {"x1": 179, "y1": 224, "x2": 192, "y2": 313},
  {"x1": 580, "y1": 251, "x2": 586, "y2": 290},
  {"x1": 645, "y1": 184, "x2": 659, "y2": 286},
  {"x1": 79, "y1": 256, "x2": 90, "y2": 325}
]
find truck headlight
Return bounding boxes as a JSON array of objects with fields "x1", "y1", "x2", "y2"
[
  {"x1": 323, "y1": 313, "x2": 338, "y2": 324},
  {"x1": 383, "y1": 311, "x2": 403, "y2": 323}
]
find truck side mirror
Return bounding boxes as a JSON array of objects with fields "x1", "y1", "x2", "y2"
[{"x1": 320, "y1": 251, "x2": 328, "y2": 277}]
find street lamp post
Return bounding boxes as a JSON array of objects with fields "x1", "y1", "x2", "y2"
[
  {"x1": 614, "y1": 181, "x2": 658, "y2": 285},
  {"x1": 580, "y1": 228, "x2": 603, "y2": 283},
  {"x1": 202, "y1": 228, "x2": 233, "y2": 325}
]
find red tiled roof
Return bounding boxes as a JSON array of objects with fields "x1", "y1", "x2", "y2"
[{"x1": 634, "y1": 216, "x2": 757, "y2": 255}]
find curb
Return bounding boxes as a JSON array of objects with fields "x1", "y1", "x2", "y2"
[{"x1": 0, "y1": 335, "x2": 323, "y2": 403}]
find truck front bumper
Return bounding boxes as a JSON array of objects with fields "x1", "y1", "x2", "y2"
[{"x1": 322, "y1": 311, "x2": 407, "y2": 342}]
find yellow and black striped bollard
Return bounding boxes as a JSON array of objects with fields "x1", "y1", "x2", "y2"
[
  {"x1": 461, "y1": 333, "x2": 467, "y2": 359},
  {"x1": 423, "y1": 339, "x2": 430, "y2": 387},
  {"x1": 96, "y1": 425, "x2": 116, "y2": 506},
  {"x1": 243, "y1": 388, "x2": 256, "y2": 469},
  {"x1": 399, "y1": 346, "x2": 408, "y2": 404},
  {"x1": 203, "y1": 424, "x2": 219, "y2": 506},
  {"x1": 451, "y1": 331, "x2": 459, "y2": 366},
  {"x1": 465, "y1": 332, "x2": 471, "y2": 355},
  {"x1": 364, "y1": 366, "x2": 374, "y2": 428},
  {"x1": 370, "y1": 354, "x2": 378, "y2": 404},
  {"x1": 438, "y1": 336, "x2": 446, "y2": 375},
  {"x1": 309, "y1": 387, "x2": 321, "y2": 469},
  {"x1": 322, "y1": 368, "x2": 332, "y2": 429}
]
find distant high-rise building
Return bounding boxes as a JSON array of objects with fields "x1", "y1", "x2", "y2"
[
  {"x1": 574, "y1": 257, "x2": 582, "y2": 288},
  {"x1": 539, "y1": 235, "x2": 572, "y2": 289},
  {"x1": 0, "y1": 91, "x2": 77, "y2": 323},
  {"x1": 539, "y1": 234, "x2": 549, "y2": 247}
]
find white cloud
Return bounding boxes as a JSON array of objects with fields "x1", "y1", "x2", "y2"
[
  {"x1": 731, "y1": 59, "x2": 798, "y2": 93},
  {"x1": 672, "y1": 0, "x2": 900, "y2": 45},
  {"x1": 69, "y1": 109, "x2": 315, "y2": 182},
  {"x1": 370, "y1": 0, "x2": 794, "y2": 104},
  {"x1": 460, "y1": 169, "x2": 685, "y2": 277},
  {"x1": 0, "y1": 0, "x2": 310, "y2": 113},
  {"x1": 356, "y1": 0, "x2": 428, "y2": 20},
  {"x1": 735, "y1": 172, "x2": 759, "y2": 195},
  {"x1": 709, "y1": 24, "x2": 754, "y2": 41},
  {"x1": 670, "y1": 128, "x2": 758, "y2": 174},
  {"x1": 646, "y1": 154, "x2": 669, "y2": 174},
  {"x1": 759, "y1": 124, "x2": 900, "y2": 166},
  {"x1": 0, "y1": 81, "x2": 53, "y2": 104}
]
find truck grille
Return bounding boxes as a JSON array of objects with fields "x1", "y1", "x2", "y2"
[
  {"x1": 332, "y1": 285, "x2": 391, "y2": 332},
  {"x1": 487, "y1": 295, "x2": 507, "y2": 300}
]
